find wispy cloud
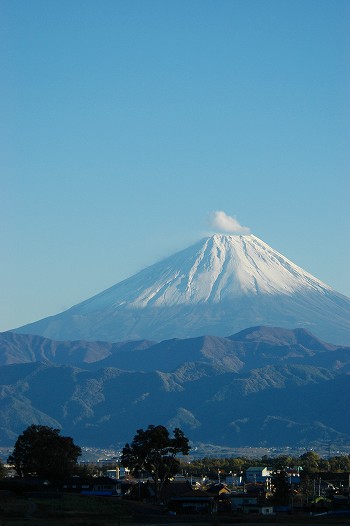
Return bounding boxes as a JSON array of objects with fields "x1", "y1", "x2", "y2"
[{"x1": 210, "y1": 211, "x2": 250, "y2": 234}]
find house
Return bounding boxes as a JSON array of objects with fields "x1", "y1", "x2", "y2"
[
  {"x1": 168, "y1": 489, "x2": 217, "y2": 514},
  {"x1": 230, "y1": 491, "x2": 273, "y2": 514},
  {"x1": 62, "y1": 477, "x2": 91, "y2": 493},
  {"x1": 225, "y1": 473, "x2": 243, "y2": 486},
  {"x1": 245, "y1": 466, "x2": 272, "y2": 483},
  {"x1": 0, "y1": 477, "x2": 51, "y2": 496},
  {"x1": 205, "y1": 483, "x2": 232, "y2": 512},
  {"x1": 230, "y1": 492, "x2": 259, "y2": 511},
  {"x1": 286, "y1": 466, "x2": 302, "y2": 484},
  {"x1": 88, "y1": 476, "x2": 122, "y2": 496},
  {"x1": 286, "y1": 469, "x2": 301, "y2": 484},
  {"x1": 206, "y1": 483, "x2": 231, "y2": 496},
  {"x1": 62, "y1": 476, "x2": 121, "y2": 496}
]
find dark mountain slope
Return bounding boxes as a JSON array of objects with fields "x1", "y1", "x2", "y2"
[
  {"x1": 2, "y1": 327, "x2": 348, "y2": 374},
  {"x1": 0, "y1": 331, "x2": 154, "y2": 367},
  {"x1": 88, "y1": 335, "x2": 244, "y2": 373},
  {"x1": 0, "y1": 357, "x2": 349, "y2": 448},
  {"x1": 229, "y1": 326, "x2": 337, "y2": 349},
  {"x1": 0, "y1": 327, "x2": 349, "y2": 448},
  {"x1": 195, "y1": 373, "x2": 350, "y2": 446}
]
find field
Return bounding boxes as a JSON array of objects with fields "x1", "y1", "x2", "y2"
[
  {"x1": 0, "y1": 493, "x2": 130, "y2": 525},
  {"x1": 0, "y1": 494, "x2": 350, "y2": 526}
]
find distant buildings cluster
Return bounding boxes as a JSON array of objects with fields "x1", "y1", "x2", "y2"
[{"x1": 1, "y1": 459, "x2": 350, "y2": 517}]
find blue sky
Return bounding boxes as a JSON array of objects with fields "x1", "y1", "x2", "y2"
[{"x1": 1, "y1": 0, "x2": 349, "y2": 332}]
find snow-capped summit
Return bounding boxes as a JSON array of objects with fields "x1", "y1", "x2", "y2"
[
  {"x1": 12, "y1": 234, "x2": 350, "y2": 345},
  {"x1": 75, "y1": 234, "x2": 331, "y2": 311}
]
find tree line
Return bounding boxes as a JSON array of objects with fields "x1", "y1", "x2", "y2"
[
  {"x1": 181, "y1": 450, "x2": 350, "y2": 477},
  {"x1": 2, "y1": 424, "x2": 350, "y2": 491}
]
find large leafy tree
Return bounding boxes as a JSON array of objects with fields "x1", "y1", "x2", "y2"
[
  {"x1": 121, "y1": 424, "x2": 190, "y2": 501},
  {"x1": 299, "y1": 451, "x2": 321, "y2": 473},
  {"x1": 0, "y1": 459, "x2": 6, "y2": 479},
  {"x1": 8, "y1": 425, "x2": 81, "y2": 483},
  {"x1": 270, "y1": 470, "x2": 291, "y2": 506},
  {"x1": 328, "y1": 455, "x2": 350, "y2": 472}
]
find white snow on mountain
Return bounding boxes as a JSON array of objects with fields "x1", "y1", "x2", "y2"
[
  {"x1": 74, "y1": 234, "x2": 331, "y2": 313},
  {"x1": 12, "y1": 234, "x2": 350, "y2": 345}
]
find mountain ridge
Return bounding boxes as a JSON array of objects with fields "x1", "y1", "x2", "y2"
[{"x1": 0, "y1": 326, "x2": 349, "y2": 448}]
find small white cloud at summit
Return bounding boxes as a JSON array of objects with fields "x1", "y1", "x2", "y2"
[{"x1": 210, "y1": 211, "x2": 250, "y2": 234}]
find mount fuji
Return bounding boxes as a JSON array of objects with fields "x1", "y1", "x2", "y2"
[{"x1": 13, "y1": 234, "x2": 350, "y2": 345}]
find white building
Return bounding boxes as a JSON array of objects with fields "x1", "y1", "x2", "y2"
[{"x1": 245, "y1": 466, "x2": 272, "y2": 483}]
